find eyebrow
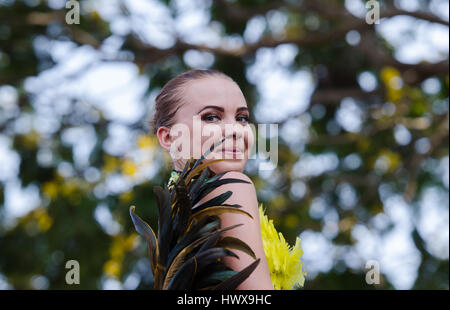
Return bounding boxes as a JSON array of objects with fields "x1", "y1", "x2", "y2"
[
  {"x1": 236, "y1": 107, "x2": 249, "y2": 113},
  {"x1": 197, "y1": 105, "x2": 248, "y2": 114}
]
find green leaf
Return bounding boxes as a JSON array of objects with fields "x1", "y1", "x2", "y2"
[
  {"x1": 214, "y1": 258, "x2": 261, "y2": 290},
  {"x1": 216, "y1": 236, "x2": 256, "y2": 260},
  {"x1": 129, "y1": 205, "x2": 159, "y2": 274},
  {"x1": 166, "y1": 256, "x2": 198, "y2": 290},
  {"x1": 163, "y1": 222, "x2": 242, "y2": 288},
  {"x1": 167, "y1": 217, "x2": 218, "y2": 266},
  {"x1": 192, "y1": 191, "x2": 233, "y2": 213},
  {"x1": 191, "y1": 178, "x2": 251, "y2": 205},
  {"x1": 208, "y1": 270, "x2": 238, "y2": 282},
  {"x1": 196, "y1": 247, "x2": 239, "y2": 270},
  {"x1": 190, "y1": 206, "x2": 253, "y2": 223},
  {"x1": 153, "y1": 186, "x2": 173, "y2": 266}
]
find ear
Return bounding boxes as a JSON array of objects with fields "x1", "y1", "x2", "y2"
[{"x1": 156, "y1": 126, "x2": 173, "y2": 153}]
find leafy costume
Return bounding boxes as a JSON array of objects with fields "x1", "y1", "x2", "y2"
[{"x1": 130, "y1": 137, "x2": 305, "y2": 289}]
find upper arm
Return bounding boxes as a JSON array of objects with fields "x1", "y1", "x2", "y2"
[{"x1": 198, "y1": 171, "x2": 273, "y2": 290}]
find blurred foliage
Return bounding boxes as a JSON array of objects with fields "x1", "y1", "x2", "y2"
[{"x1": 0, "y1": 0, "x2": 448, "y2": 290}]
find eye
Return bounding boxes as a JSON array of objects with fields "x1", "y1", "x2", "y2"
[
  {"x1": 236, "y1": 114, "x2": 249, "y2": 123},
  {"x1": 201, "y1": 113, "x2": 221, "y2": 123}
]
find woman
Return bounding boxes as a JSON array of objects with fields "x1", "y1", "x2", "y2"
[
  {"x1": 152, "y1": 69, "x2": 273, "y2": 290},
  {"x1": 149, "y1": 70, "x2": 306, "y2": 290}
]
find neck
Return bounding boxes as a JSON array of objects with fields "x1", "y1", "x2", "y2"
[{"x1": 171, "y1": 166, "x2": 217, "y2": 178}]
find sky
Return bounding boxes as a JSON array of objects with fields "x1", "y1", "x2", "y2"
[{"x1": 0, "y1": 0, "x2": 449, "y2": 289}]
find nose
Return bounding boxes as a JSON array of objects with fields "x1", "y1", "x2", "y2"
[
  {"x1": 220, "y1": 120, "x2": 244, "y2": 141},
  {"x1": 219, "y1": 122, "x2": 246, "y2": 155}
]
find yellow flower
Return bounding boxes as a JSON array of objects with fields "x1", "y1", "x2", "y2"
[
  {"x1": 103, "y1": 259, "x2": 121, "y2": 279},
  {"x1": 19, "y1": 207, "x2": 53, "y2": 233},
  {"x1": 22, "y1": 130, "x2": 40, "y2": 149},
  {"x1": 371, "y1": 148, "x2": 401, "y2": 173},
  {"x1": 103, "y1": 155, "x2": 119, "y2": 173},
  {"x1": 121, "y1": 159, "x2": 138, "y2": 176},
  {"x1": 137, "y1": 134, "x2": 157, "y2": 149},
  {"x1": 35, "y1": 208, "x2": 53, "y2": 232},
  {"x1": 284, "y1": 214, "x2": 299, "y2": 229},
  {"x1": 61, "y1": 179, "x2": 78, "y2": 198},
  {"x1": 380, "y1": 66, "x2": 403, "y2": 102},
  {"x1": 119, "y1": 191, "x2": 133, "y2": 203},
  {"x1": 42, "y1": 181, "x2": 58, "y2": 200},
  {"x1": 259, "y1": 205, "x2": 306, "y2": 290},
  {"x1": 271, "y1": 194, "x2": 287, "y2": 211},
  {"x1": 104, "y1": 233, "x2": 139, "y2": 279}
]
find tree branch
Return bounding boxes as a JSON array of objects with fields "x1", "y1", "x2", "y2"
[
  {"x1": 403, "y1": 112, "x2": 449, "y2": 203},
  {"x1": 214, "y1": 0, "x2": 449, "y2": 26},
  {"x1": 383, "y1": 5, "x2": 449, "y2": 27},
  {"x1": 357, "y1": 32, "x2": 449, "y2": 84}
]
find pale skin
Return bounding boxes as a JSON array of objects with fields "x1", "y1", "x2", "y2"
[{"x1": 156, "y1": 76, "x2": 273, "y2": 290}]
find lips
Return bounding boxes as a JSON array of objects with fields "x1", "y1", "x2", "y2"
[
  {"x1": 210, "y1": 139, "x2": 245, "y2": 159},
  {"x1": 220, "y1": 147, "x2": 244, "y2": 160},
  {"x1": 222, "y1": 147, "x2": 243, "y2": 153}
]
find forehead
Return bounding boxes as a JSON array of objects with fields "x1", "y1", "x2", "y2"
[{"x1": 180, "y1": 76, "x2": 247, "y2": 110}]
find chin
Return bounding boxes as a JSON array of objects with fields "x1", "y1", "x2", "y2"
[{"x1": 208, "y1": 159, "x2": 247, "y2": 175}]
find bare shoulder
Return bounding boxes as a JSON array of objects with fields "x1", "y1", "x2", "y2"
[
  {"x1": 204, "y1": 172, "x2": 272, "y2": 289},
  {"x1": 220, "y1": 171, "x2": 254, "y2": 186},
  {"x1": 219, "y1": 171, "x2": 256, "y2": 196},
  {"x1": 210, "y1": 171, "x2": 258, "y2": 214},
  {"x1": 197, "y1": 171, "x2": 257, "y2": 206}
]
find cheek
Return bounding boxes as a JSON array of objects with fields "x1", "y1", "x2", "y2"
[
  {"x1": 200, "y1": 123, "x2": 222, "y2": 149},
  {"x1": 172, "y1": 121, "x2": 195, "y2": 156},
  {"x1": 244, "y1": 126, "x2": 254, "y2": 152}
]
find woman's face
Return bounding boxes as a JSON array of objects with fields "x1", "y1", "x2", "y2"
[{"x1": 169, "y1": 76, "x2": 254, "y2": 174}]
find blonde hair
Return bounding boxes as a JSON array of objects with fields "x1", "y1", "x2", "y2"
[{"x1": 151, "y1": 69, "x2": 233, "y2": 134}]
